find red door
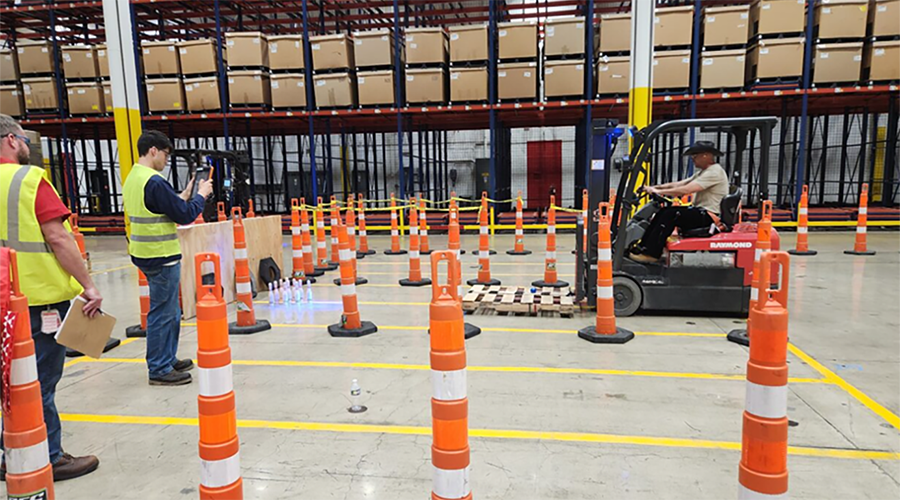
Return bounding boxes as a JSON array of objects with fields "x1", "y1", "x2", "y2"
[{"x1": 526, "y1": 140, "x2": 562, "y2": 208}]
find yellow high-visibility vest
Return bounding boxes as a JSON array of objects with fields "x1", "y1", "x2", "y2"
[{"x1": 123, "y1": 163, "x2": 181, "y2": 259}]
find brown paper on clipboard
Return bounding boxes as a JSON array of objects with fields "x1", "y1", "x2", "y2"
[{"x1": 56, "y1": 296, "x2": 117, "y2": 359}]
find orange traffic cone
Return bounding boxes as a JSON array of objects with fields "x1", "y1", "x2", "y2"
[
  {"x1": 578, "y1": 203, "x2": 634, "y2": 344},
  {"x1": 400, "y1": 198, "x2": 431, "y2": 287},
  {"x1": 429, "y1": 250, "x2": 472, "y2": 500},
  {"x1": 384, "y1": 193, "x2": 407, "y2": 255},
  {"x1": 329, "y1": 196, "x2": 342, "y2": 266},
  {"x1": 1, "y1": 249, "x2": 56, "y2": 500},
  {"x1": 739, "y1": 251, "x2": 790, "y2": 500},
  {"x1": 345, "y1": 194, "x2": 362, "y2": 259},
  {"x1": 728, "y1": 201, "x2": 773, "y2": 347},
  {"x1": 532, "y1": 195, "x2": 568, "y2": 288},
  {"x1": 450, "y1": 193, "x2": 466, "y2": 255},
  {"x1": 789, "y1": 185, "x2": 817, "y2": 256},
  {"x1": 246, "y1": 199, "x2": 256, "y2": 218},
  {"x1": 333, "y1": 198, "x2": 368, "y2": 286},
  {"x1": 228, "y1": 207, "x2": 271, "y2": 335},
  {"x1": 125, "y1": 269, "x2": 149, "y2": 338},
  {"x1": 507, "y1": 191, "x2": 530, "y2": 255},
  {"x1": 216, "y1": 201, "x2": 227, "y2": 222},
  {"x1": 70, "y1": 213, "x2": 91, "y2": 271},
  {"x1": 195, "y1": 252, "x2": 244, "y2": 499},
  {"x1": 357, "y1": 194, "x2": 376, "y2": 256},
  {"x1": 467, "y1": 194, "x2": 501, "y2": 286},
  {"x1": 316, "y1": 197, "x2": 338, "y2": 271},
  {"x1": 328, "y1": 223, "x2": 378, "y2": 337},
  {"x1": 300, "y1": 199, "x2": 324, "y2": 277},
  {"x1": 845, "y1": 183, "x2": 876, "y2": 256},
  {"x1": 449, "y1": 205, "x2": 481, "y2": 339},
  {"x1": 572, "y1": 189, "x2": 588, "y2": 255},
  {"x1": 290, "y1": 198, "x2": 313, "y2": 284},
  {"x1": 470, "y1": 192, "x2": 496, "y2": 255},
  {"x1": 419, "y1": 197, "x2": 432, "y2": 255}
]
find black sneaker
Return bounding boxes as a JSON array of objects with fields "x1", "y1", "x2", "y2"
[
  {"x1": 173, "y1": 358, "x2": 194, "y2": 372},
  {"x1": 149, "y1": 371, "x2": 192, "y2": 386}
]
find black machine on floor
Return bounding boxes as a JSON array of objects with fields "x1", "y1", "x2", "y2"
[
  {"x1": 170, "y1": 148, "x2": 254, "y2": 221},
  {"x1": 576, "y1": 117, "x2": 781, "y2": 317}
]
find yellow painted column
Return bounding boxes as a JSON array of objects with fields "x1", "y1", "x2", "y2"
[{"x1": 629, "y1": 0, "x2": 655, "y2": 191}]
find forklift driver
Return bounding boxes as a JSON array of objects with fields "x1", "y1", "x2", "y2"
[{"x1": 629, "y1": 140, "x2": 730, "y2": 263}]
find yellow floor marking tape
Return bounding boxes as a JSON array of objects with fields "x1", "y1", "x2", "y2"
[
  {"x1": 56, "y1": 412, "x2": 899, "y2": 461},
  {"x1": 63, "y1": 338, "x2": 140, "y2": 368},
  {"x1": 788, "y1": 342, "x2": 900, "y2": 431}
]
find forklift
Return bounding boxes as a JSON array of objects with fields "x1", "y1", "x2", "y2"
[
  {"x1": 170, "y1": 148, "x2": 254, "y2": 222},
  {"x1": 576, "y1": 117, "x2": 781, "y2": 317}
]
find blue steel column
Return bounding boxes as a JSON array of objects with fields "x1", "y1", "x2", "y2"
[
  {"x1": 213, "y1": 0, "x2": 231, "y2": 163},
  {"x1": 394, "y1": 0, "x2": 406, "y2": 199},
  {"x1": 688, "y1": 0, "x2": 701, "y2": 175},
  {"x1": 301, "y1": 0, "x2": 319, "y2": 203},
  {"x1": 794, "y1": 0, "x2": 817, "y2": 208},
  {"x1": 488, "y1": 0, "x2": 498, "y2": 200},
  {"x1": 584, "y1": 0, "x2": 595, "y2": 191}
]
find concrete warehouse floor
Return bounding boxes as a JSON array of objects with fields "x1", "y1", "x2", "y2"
[{"x1": 11, "y1": 231, "x2": 900, "y2": 499}]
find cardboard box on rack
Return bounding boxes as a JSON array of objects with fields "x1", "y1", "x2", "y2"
[
  {"x1": 313, "y1": 72, "x2": 356, "y2": 107},
  {"x1": 545, "y1": 17, "x2": 587, "y2": 56},
  {"x1": 407, "y1": 67, "x2": 447, "y2": 104},
  {"x1": 406, "y1": 27, "x2": 448, "y2": 65},
  {"x1": 96, "y1": 44, "x2": 110, "y2": 78},
  {"x1": 22, "y1": 77, "x2": 58, "y2": 110},
  {"x1": 357, "y1": 70, "x2": 395, "y2": 106},
  {"x1": 815, "y1": 0, "x2": 869, "y2": 40},
  {"x1": 596, "y1": 56, "x2": 630, "y2": 94},
  {"x1": 497, "y1": 62, "x2": 537, "y2": 100},
  {"x1": 700, "y1": 49, "x2": 746, "y2": 89},
  {"x1": 813, "y1": 42, "x2": 863, "y2": 84},
  {"x1": 865, "y1": 40, "x2": 900, "y2": 81},
  {"x1": 599, "y1": 13, "x2": 631, "y2": 53},
  {"x1": 0, "y1": 85, "x2": 24, "y2": 117},
  {"x1": 748, "y1": 37, "x2": 804, "y2": 79},
  {"x1": 228, "y1": 70, "x2": 270, "y2": 106},
  {"x1": 870, "y1": 0, "x2": 900, "y2": 37},
  {"x1": 101, "y1": 81, "x2": 113, "y2": 113},
  {"x1": 270, "y1": 73, "x2": 306, "y2": 108},
  {"x1": 268, "y1": 35, "x2": 304, "y2": 70},
  {"x1": 449, "y1": 66, "x2": 486, "y2": 102},
  {"x1": 178, "y1": 39, "x2": 224, "y2": 76},
  {"x1": 225, "y1": 32, "x2": 269, "y2": 68},
  {"x1": 498, "y1": 21, "x2": 538, "y2": 59},
  {"x1": 310, "y1": 33, "x2": 354, "y2": 70},
  {"x1": 17, "y1": 41, "x2": 54, "y2": 75},
  {"x1": 653, "y1": 50, "x2": 691, "y2": 88},
  {"x1": 449, "y1": 24, "x2": 488, "y2": 62},
  {"x1": 544, "y1": 59, "x2": 585, "y2": 98},
  {"x1": 703, "y1": 5, "x2": 751, "y2": 47},
  {"x1": 353, "y1": 29, "x2": 395, "y2": 68},
  {"x1": 183, "y1": 76, "x2": 221, "y2": 111},
  {"x1": 0, "y1": 48, "x2": 19, "y2": 82},
  {"x1": 146, "y1": 78, "x2": 185, "y2": 112},
  {"x1": 655, "y1": 6, "x2": 694, "y2": 47},
  {"x1": 749, "y1": 0, "x2": 806, "y2": 37},
  {"x1": 66, "y1": 82, "x2": 104, "y2": 115},
  {"x1": 61, "y1": 45, "x2": 99, "y2": 79},
  {"x1": 142, "y1": 40, "x2": 181, "y2": 76}
]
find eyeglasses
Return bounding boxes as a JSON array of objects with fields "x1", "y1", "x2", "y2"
[{"x1": 9, "y1": 133, "x2": 30, "y2": 146}]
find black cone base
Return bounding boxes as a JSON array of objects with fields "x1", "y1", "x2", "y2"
[
  {"x1": 532, "y1": 279, "x2": 569, "y2": 288},
  {"x1": 327, "y1": 261, "x2": 341, "y2": 267},
  {"x1": 229, "y1": 319, "x2": 272, "y2": 335},
  {"x1": 727, "y1": 328, "x2": 749, "y2": 347},
  {"x1": 300, "y1": 277, "x2": 316, "y2": 284},
  {"x1": 305, "y1": 268, "x2": 325, "y2": 277},
  {"x1": 125, "y1": 325, "x2": 147, "y2": 338},
  {"x1": 787, "y1": 249, "x2": 818, "y2": 256},
  {"x1": 420, "y1": 249, "x2": 433, "y2": 255},
  {"x1": 384, "y1": 249, "x2": 408, "y2": 255},
  {"x1": 66, "y1": 337, "x2": 122, "y2": 358},
  {"x1": 577, "y1": 326, "x2": 634, "y2": 344},
  {"x1": 357, "y1": 250, "x2": 376, "y2": 258},
  {"x1": 400, "y1": 278, "x2": 432, "y2": 287},
  {"x1": 464, "y1": 323, "x2": 481, "y2": 339},
  {"x1": 355, "y1": 252, "x2": 366, "y2": 260},
  {"x1": 328, "y1": 320, "x2": 378, "y2": 338},
  {"x1": 470, "y1": 249, "x2": 497, "y2": 255},
  {"x1": 507, "y1": 249, "x2": 532, "y2": 255},
  {"x1": 459, "y1": 249, "x2": 466, "y2": 255},
  {"x1": 844, "y1": 250, "x2": 876, "y2": 255},
  {"x1": 334, "y1": 277, "x2": 368, "y2": 286},
  {"x1": 467, "y1": 278, "x2": 501, "y2": 286},
  {"x1": 316, "y1": 263, "x2": 339, "y2": 272}
]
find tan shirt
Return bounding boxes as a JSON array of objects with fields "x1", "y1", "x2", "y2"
[{"x1": 689, "y1": 163, "x2": 729, "y2": 214}]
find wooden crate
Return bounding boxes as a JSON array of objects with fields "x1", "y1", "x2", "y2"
[{"x1": 462, "y1": 285, "x2": 574, "y2": 317}]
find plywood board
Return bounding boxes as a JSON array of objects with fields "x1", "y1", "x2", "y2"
[
  {"x1": 243, "y1": 215, "x2": 284, "y2": 289},
  {"x1": 178, "y1": 220, "x2": 235, "y2": 319}
]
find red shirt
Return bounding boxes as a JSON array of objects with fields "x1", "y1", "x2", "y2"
[{"x1": 1, "y1": 158, "x2": 70, "y2": 224}]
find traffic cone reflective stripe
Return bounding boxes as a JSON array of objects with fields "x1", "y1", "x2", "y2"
[
  {"x1": 729, "y1": 201, "x2": 772, "y2": 346},
  {"x1": 845, "y1": 183, "x2": 876, "y2": 256},
  {"x1": 385, "y1": 193, "x2": 407, "y2": 255},
  {"x1": 532, "y1": 195, "x2": 568, "y2": 288},
  {"x1": 789, "y1": 185, "x2": 816, "y2": 256},
  {"x1": 330, "y1": 196, "x2": 341, "y2": 265},
  {"x1": 467, "y1": 192, "x2": 500, "y2": 286},
  {"x1": 195, "y1": 252, "x2": 243, "y2": 500},
  {"x1": 300, "y1": 199, "x2": 324, "y2": 277},
  {"x1": 126, "y1": 270, "x2": 149, "y2": 337},
  {"x1": 448, "y1": 206, "x2": 481, "y2": 339},
  {"x1": 581, "y1": 189, "x2": 588, "y2": 253},
  {"x1": 228, "y1": 208, "x2": 271, "y2": 335},
  {"x1": 334, "y1": 198, "x2": 369, "y2": 286},
  {"x1": 2, "y1": 249, "x2": 56, "y2": 500},
  {"x1": 507, "y1": 192, "x2": 531, "y2": 255},
  {"x1": 357, "y1": 195, "x2": 374, "y2": 255},
  {"x1": 739, "y1": 252, "x2": 790, "y2": 500},
  {"x1": 429, "y1": 250, "x2": 472, "y2": 500},
  {"x1": 346, "y1": 194, "x2": 358, "y2": 254},
  {"x1": 419, "y1": 197, "x2": 431, "y2": 254},
  {"x1": 401, "y1": 199, "x2": 431, "y2": 286},
  {"x1": 328, "y1": 224, "x2": 377, "y2": 338},
  {"x1": 315, "y1": 197, "x2": 337, "y2": 271},
  {"x1": 290, "y1": 198, "x2": 305, "y2": 280}
]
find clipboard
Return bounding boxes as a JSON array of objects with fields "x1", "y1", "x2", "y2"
[{"x1": 56, "y1": 296, "x2": 117, "y2": 359}]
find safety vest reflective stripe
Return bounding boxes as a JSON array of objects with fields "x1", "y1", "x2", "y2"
[
  {"x1": 432, "y1": 369, "x2": 467, "y2": 400},
  {"x1": 234, "y1": 248, "x2": 248, "y2": 260},
  {"x1": 236, "y1": 282, "x2": 252, "y2": 295},
  {"x1": 738, "y1": 484, "x2": 788, "y2": 500},
  {"x1": 198, "y1": 365, "x2": 234, "y2": 398},
  {"x1": 599, "y1": 248, "x2": 612, "y2": 261},
  {"x1": 2, "y1": 167, "x2": 53, "y2": 254},
  {"x1": 433, "y1": 466, "x2": 471, "y2": 499},
  {"x1": 598, "y1": 286, "x2": 613, "y2": 300},
  {"x1": 131, "y1": 233, "x2": 177, "y2": 242},
  {"x1": 546, "y1": 251, "x2": 557, "y2": 260},
  {"x1": 200, "y1": 452, "x2": 241, "y2": 489},
  {"x1": 745, "y1": 381, "x2": 787, "y2": 419},
  {"x1": 341, "y1": 284, "x2": 356, "y2": 296},
  {"x1": 0, "y1": 239, "x2": 51, "y2": 253},
  {"x1": 129, "y1": 215, "x2": 172, "y2": 224},
  {"x1": 6, "y1": 440, "x2": 50, "y2": 474}
]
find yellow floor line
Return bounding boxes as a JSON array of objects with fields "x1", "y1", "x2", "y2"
[
  {"x1": 56, "y1": 412, "x2": 899, "y2": 461},
  {"x1": 63, "y1": 338, "x2": 140, "y2": 368},
  {"x1": 788, "y1": 342, "x2": 900, "y2": 431}
]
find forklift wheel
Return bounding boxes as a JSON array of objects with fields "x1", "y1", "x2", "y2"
[{"x1": 613, "y1": 276, "x2": 642, "y2": 317}]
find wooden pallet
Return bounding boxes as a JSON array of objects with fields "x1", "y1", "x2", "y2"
[{"x1": 462, "y1": 285, "x2": 575, "y2": 317}]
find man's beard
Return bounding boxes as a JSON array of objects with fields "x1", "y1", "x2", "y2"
[{"x1": 16, "y1": 149, "x2": 29, "y2": 165}]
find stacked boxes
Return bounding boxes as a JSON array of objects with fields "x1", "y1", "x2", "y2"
[
  {"x1": 599, "y1": 13, "x2": 631, "y2": 54},
  {"x1": 865, "y1": 0, "x2": 900, "y2": 83},
  {"x1": 596, "y1": 56, "x2": 630, "y2": 95},
  {"x1": 268, "y1": 35, "x2": 306, "y2": 110},
  {"x1": 701, "y1": 4, "x2": 749, "y2": 90},
  {"x1": 544, "y1": 18, "x2": 588, "y2": 99},
  {"x1": 0, "y1": 48, "x2": 23, "y2": 116},
  {"x1": 448, "y1": 67, "x2": 484, "y2": 103},
  {"x1": 62, "y1": 45, "x2": 104, "y2": 116},
  {"x1": 17, "y1": 41, "x2": 57, "y2": 114},
  {"x1": 498, "y1": 62, "x2": 537, "y2": 100},
  {"x1": 544, "y1": 60, "x2": 585, "y2": 98},
  {"x1": 655, "y1": 6, "x2": 694, "y2": 47},
  {"x1": 270, "y1": 73, "x2": 306, "y2": 108},
  {"x1": 180, "y1": 39, "x2": 224, "y2": 112},
  {"x1": 142, "y1": 40, "x2": 185, "y2": 113},
  {"x1": 146, "y1": 78, "x2": 186, "y2": 113},
  {"x1": 449, "y1": 24, "x2": 488, "y2": 62},
  {"x1": 357, "y1": 70, "x2": 395, "y2": 106},
  {"x1": 811, "y1": 0, "x2": 867, "y2": 85},
  {"x1": 748, "y1": 38, "x2": 805, "y2": 83},
  {"x1": 597, "y1": 14, "x2": 629, "y2": 95},
  {"x1": 701, "y1": 49, "x2": 747, "y2": 89},
  {"x1": 654, "y1": 50, "x2": 691, "y2": 90},
  {"x1": 355, "y1": 29, "x2": 397, "y2": 107},
  {"x1": 745, "y1": 0, "x2": 808, "y2": 86},
  {"x1": 311, "y1": 33, "x2": 356, "y2": 108},
  {"x1": 449, "y1": 24, "x2": 488, "y2": 104},
  {"x1": 406, "y1": 27, "x2": 448, "y2": 105},
  {"x1": 226, "y1": 32, "x2": 271, "y2": 109},
  {"x1": 497, "y1": 21, "x2": 537, "y2": 101}
]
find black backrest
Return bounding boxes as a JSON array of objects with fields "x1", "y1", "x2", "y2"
[{"x1": 719, "y1": 185, "x2": 743, "y2": 229}]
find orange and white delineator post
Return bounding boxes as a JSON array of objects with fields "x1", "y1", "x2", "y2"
[
  {"x1": 419, "y1": 197, "x2": 432, "y2": 255},
  {"x1": 216, "y1": 202, "x2": 227, "y2": 222},
  {"x1": 384, "y1": 193, "x2": 407, "y2": 255},
  {"x1": 333, "y1": 198, "x2": 369, "y2": 286},
  {"x1": 1, "y1": 249, "x2": 56, "y2": 500},
  {"x1": 125, "y1": 269, "x2": 149, "y2": 338},
  {"x1": 70, "y1": 213, "x2": 90, "y2": 271},
  {"x1": 532, "y1": 195, "x2": 568, "y2": 288},
  {"x1": 580, "y1": 189, "x2": 589, "y2": 254},
  {"x1": 329, "y1": 196, "x2": 342, "y2": 265},
  {"x1": 466, "y1": 194, "x2": 501, "y2": 286},
  {"x1": 315, "y1": 197, "x2": 337, "y2": 271},
  {"x1": 290, "y1": 198, "x2": 311, "y2": 283},
  {"x1": 507, "y1": 191, "x2": 531, "y2": 255},
  {"x1": 195, "y1": 253, "x2": 243, "y2": 500},
  {"x1": 578, "y1": 203, "x2": 634, "y2": 344},
  {"x1": 357, "y1": 194, "x2": 375, "y2": 256},
  {"x1": 228, "y1": 207, "x2": 271, "y2": 335},
  {"x1": 300, "y1": 199, "x2": 324, "y2": 277},
  {"x1": 789, "y1": 185, "x2": 817, "y2": 256},
  {"x1": 448, "y1": 206, "x2": 481, "y2": 339},
  {"x1": 328, "y1": 223, "x2": 378, "y2": 338},
  {"x1": 728, "y1": 201, "x2": 773, "y2": 347},
  {"x1": 470, "y1": 192, "x2": 496, "y2": 255},
  {"x1": 739, "y1": 251, "x2": 791, "y2": 500},
  {"x1": 246, "y1": 199, "x2": 256, "y2": 218},
  {"x1": 429, "y1": 250, "x2": 472, "y2": 500},
  {"x1": 449, "y1": 194, "x2": 465, "y2": 255},
  {"x1": 844, "y1": 183, "x2": 876, "y2": 256},
  {"x1": 400, "y1": 199, "x2": 432, "y2": 287}
]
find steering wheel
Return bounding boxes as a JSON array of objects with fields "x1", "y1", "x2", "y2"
[{"x1": 638, "y1": 188, "x2": 675, "y2": 207}]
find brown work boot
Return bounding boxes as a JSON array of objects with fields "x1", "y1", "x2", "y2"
[
  {"x1": 53, "y1": 452, "x2": 100, "y2": 481},
  {"x1": 629, "y1": 252, "x2": 660, "y2": 264}
]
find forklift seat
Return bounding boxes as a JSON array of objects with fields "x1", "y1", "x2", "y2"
[{"x1": 681, "y1": 186, "x2": 743, "y2": 238}]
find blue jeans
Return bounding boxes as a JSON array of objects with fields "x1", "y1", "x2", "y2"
[
  {"x1": 1, "y1": 301, "x2": 69, "y2": 465},
  {"x1": 140, "y1": 263, "x2": 183, "y2": 378}
]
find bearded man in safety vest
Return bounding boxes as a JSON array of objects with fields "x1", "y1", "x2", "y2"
[
  {"x1": 0, "y1": 114, "x2": 102, "y2": 481},
  {"x1": 123, "y1": 130, "x2": 212, "y2": 386}
]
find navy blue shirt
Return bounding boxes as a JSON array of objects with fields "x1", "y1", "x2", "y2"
[{"x1": 131, "y1": 175, "x2": 205, "y2": 268}]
